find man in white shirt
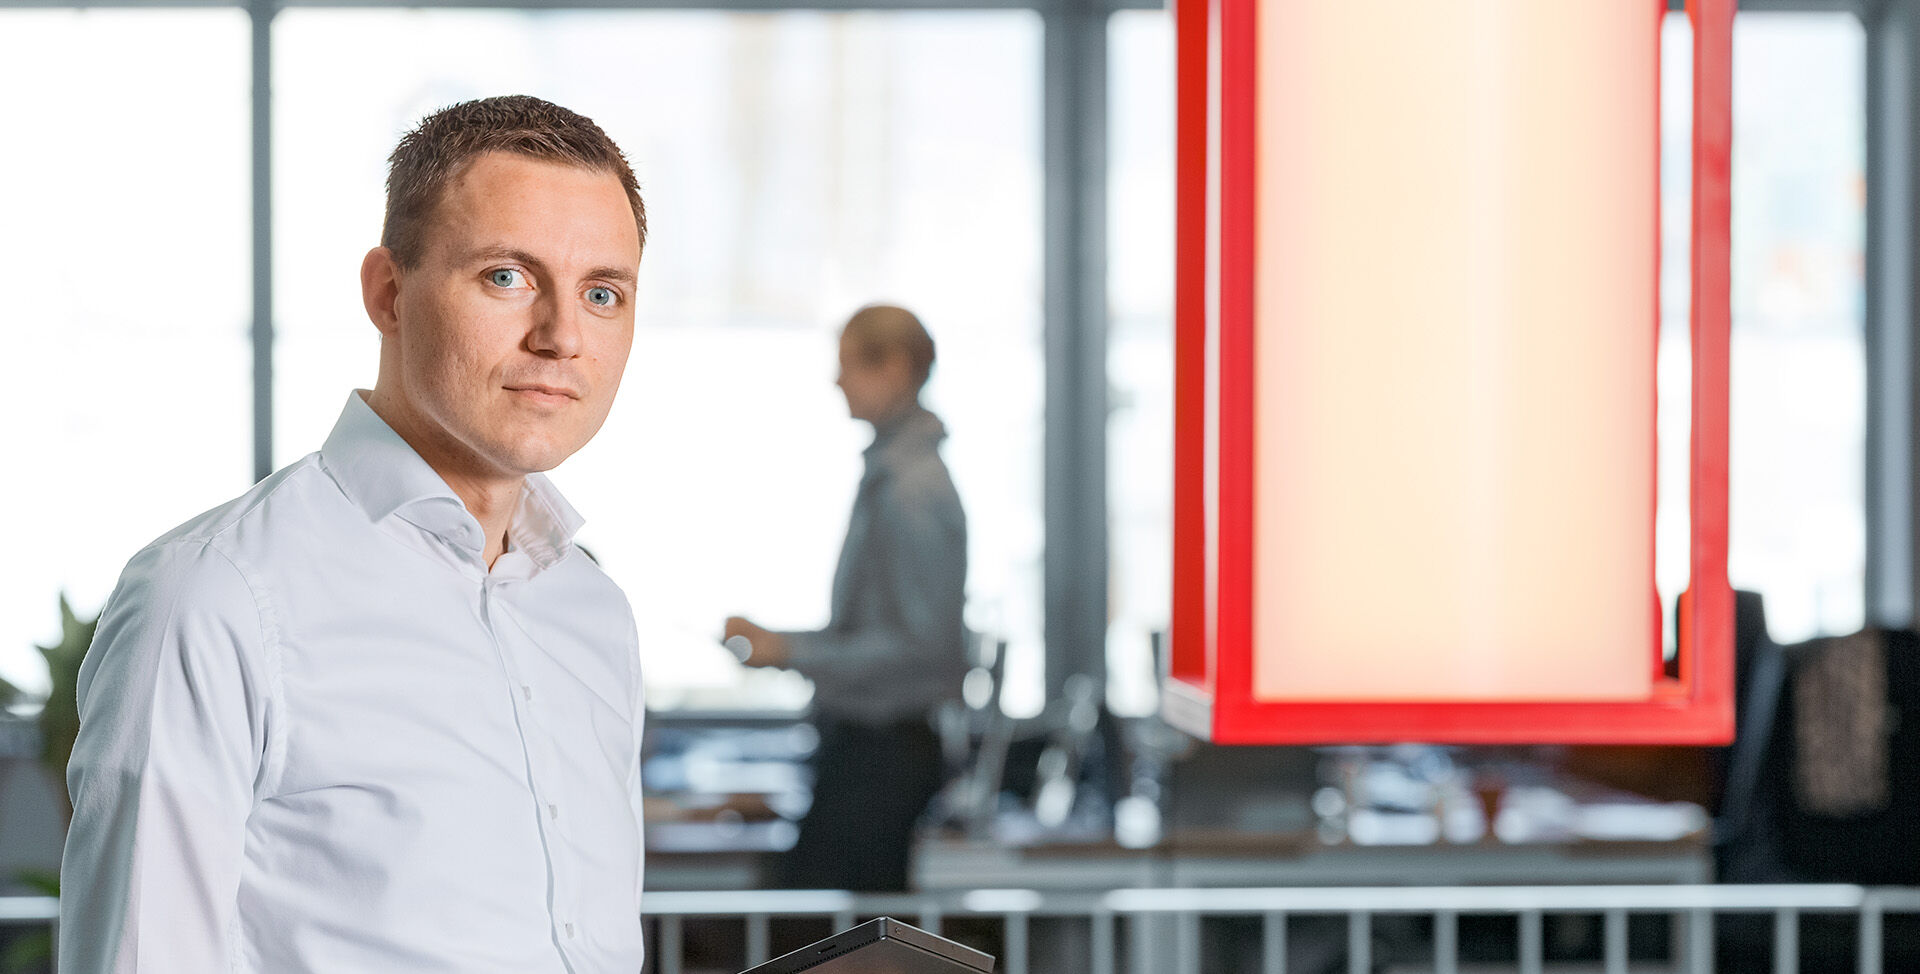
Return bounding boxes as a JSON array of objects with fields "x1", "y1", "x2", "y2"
[{"x1": 59, "y1": 95, "x2": 650, "y2": 972}]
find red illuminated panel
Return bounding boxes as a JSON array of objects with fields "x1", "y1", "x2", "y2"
[{"x1": 1168, "y1": 0, "x2": 1733, "y2": 743}]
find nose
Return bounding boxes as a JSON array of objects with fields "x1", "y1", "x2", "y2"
[{"x1": 528, "y1": 291, "x2": 584, "y2": 359}]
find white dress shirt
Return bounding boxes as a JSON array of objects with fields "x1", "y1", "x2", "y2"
[{"x1": 60, "y1": 391, "x2": 646, "y2": 973}]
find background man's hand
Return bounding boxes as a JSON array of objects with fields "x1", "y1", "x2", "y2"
[{"x1": 722, "y1": 616, "x2": 790, "y2": 668}]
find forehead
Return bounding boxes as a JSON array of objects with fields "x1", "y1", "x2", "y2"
[{"x1": 424, "y1": 152, "x2": 640, "y2": 266}]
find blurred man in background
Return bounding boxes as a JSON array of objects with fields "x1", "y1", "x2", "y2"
[
  {"x1": 726, "y1": 304, "x2": 969, "y2": 892},
  {"x1": 60, "y1": 95, "x2": 650, "y2": 971}
]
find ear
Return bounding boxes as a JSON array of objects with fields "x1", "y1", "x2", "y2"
[{"x1": 360, "y1": 246, "x2": 403, "y2": 337}]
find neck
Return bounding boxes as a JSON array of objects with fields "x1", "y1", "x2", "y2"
[
  {"x1": 867, "y1": 397, "x2": 920, "y2": 431},
  {"x1": 439, "y1": 471, "x2": 522, "y2": 569},
  {"x1": 364, "y1": 389, "x2": 522, "y2": 569}
]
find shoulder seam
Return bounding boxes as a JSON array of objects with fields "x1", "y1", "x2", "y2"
[
  {"x1": 191, "y1": 541, "x2": 288, "y2": 802},
  {"x1": 147, "y1": 458, "x2": 325, "y2": 552}
]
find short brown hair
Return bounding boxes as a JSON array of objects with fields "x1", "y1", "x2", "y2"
[
  {"x1": 843, "y1": 304, "x2": 936, "y2": 391},
  {"x1": 381, "y1": 94, "x2": 647, "y2": 268}
]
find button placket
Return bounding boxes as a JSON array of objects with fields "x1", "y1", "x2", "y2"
[{"x1": 480, "y1": 583, "x2": 576, "y2": 953}]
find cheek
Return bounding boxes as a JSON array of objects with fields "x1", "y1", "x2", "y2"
[
  {"x1": 601, "y1": 328, "x2": 636, "y2": 372},
  {"x1": 587, "y1": 329, "x2": 635, "y2": 389},
  {"x1": 411, "y1": 330, "x2": 488, "y2": 392},
  {"x1": 408, "y1": 301, "x2": 516, "y2": 390}
]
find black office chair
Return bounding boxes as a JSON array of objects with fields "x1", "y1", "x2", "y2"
[{"x1": 1713, "y1": 593, "x2": 1920, "y2": 971}]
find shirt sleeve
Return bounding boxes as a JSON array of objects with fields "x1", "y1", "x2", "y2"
[
  {"x1": 60, "y1": 540, "x2": 273, "y2": 973},
  {"x1": 781, "y1": 471, "x2": 967, "y2": 699}
]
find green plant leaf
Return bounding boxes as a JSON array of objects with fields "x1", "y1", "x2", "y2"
[
  {"x1": 10, "y1": 869, "x2": 56, "y2": 898},
  {"x1": 34, "y1": 593, "x2": 95, "y2": 823},
  {"x1": 0, "y1": 932, "x2": 50, "y2": 974}
]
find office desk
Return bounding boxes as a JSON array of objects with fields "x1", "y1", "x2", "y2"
[{"x1": 646, "y1": 827, "x2": 1709, "y2": 892}]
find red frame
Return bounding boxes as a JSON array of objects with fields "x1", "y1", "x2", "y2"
[{"x1": 1167, "y1": 0, "x2": 1734, "y2": 744}]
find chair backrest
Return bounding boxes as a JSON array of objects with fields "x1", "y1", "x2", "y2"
[
  {"x1": 1776, "y1": 627, "x2": 1920, "y2": 885},
  {"x1": 1715, "y1": 598, "x2": 1920, "y2": 885}
]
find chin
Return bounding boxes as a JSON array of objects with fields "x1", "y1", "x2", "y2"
[
  {"x1": 488, "y1": 436, "x2": 584, "y2": 475},
  {"x1": 484, "y1": 414, "x2": 603, "y2": 470}
]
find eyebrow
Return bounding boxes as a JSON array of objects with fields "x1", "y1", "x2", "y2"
[{"x1": 457, "y1": 246, "x2": 638, "y2": 287}]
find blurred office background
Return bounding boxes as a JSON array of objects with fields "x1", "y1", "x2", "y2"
[{"x1": 0, "y1": 0, "x2": 1909, "y2": 971}]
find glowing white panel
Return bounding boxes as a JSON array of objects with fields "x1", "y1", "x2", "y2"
[{"x1": 1254, "y1": 0, "x2": 1658, "y2": 701}]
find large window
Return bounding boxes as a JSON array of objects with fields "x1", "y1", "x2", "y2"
[
  {"x1": 1106, "y1": 9, "x2": 1173, "y2": 717},
  {"x1": 1105, "y1": 8, "x2": 1869, "y2": 704},
  {"x1": 0, "y1": 2, "x2": 1868, "y2": 720},
  {"x1": 271, "y1": 10, "x2": 1046, "y2": 711},
  {"x1": 1725, "y1": 13, "x2": 1866, "y2": 643},
  {"x1": 1658, "y1": 12, "x2": 1868, "y2": 645},
  {"x1": 0, "y1": 10, "x2": 251, "y2": 695}
]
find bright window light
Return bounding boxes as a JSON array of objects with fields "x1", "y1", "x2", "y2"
[
  {"x1": 0, "y1": 10, "x2": 250, "y2": 696},
  {"x1": 272, "y1": 10, "x2": 1046, "y2": 713}
]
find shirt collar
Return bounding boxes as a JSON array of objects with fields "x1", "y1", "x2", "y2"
[
  {"x1": 507, "y1": 473, "x2": 586, "y2": 571},
  {"x1": 319, "y1": 391, "x2": 585, "y2": 567},
  {"x1": 863, "y1": 404, "x2": 946, "y2": 464}
]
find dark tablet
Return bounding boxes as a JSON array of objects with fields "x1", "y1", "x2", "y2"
[{"x1": 739, "y1": 917, "x2": 996, "y2": 974}]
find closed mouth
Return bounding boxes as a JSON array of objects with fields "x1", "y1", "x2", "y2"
[{"x1": 507, "y1": 384, "x2": 580, "y2": 400}]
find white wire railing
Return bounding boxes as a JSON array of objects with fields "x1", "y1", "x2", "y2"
[
  {"x1": 6, "y1": 886, "x2": 1915, "y2": 973},
  {"x1": 638, "y1": 885, "x2": 1920, "y2": 974}
]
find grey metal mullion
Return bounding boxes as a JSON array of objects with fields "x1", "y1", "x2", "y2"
[
  {"x1": 1041, "y1": 0, "x2": 1108, "y2": 704},
  {"x1": 1869, "y1": 0, "x2": 1919, "y2": 625},
  {"x1": 1866, "y1": 0, "x2": 1920, "y2": 626},
  {"x1": 250, "y1": 0, "x2": 276, "y2": 482}
]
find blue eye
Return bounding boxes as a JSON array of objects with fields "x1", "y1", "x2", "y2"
[
  {"x1": 586, "y1": 287, "x2": 616, "y2": 307},
  {"x1": 489, "y1": 268, "x2": 525, "y2": 288}
]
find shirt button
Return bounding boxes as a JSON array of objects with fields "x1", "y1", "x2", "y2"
[
  {"x1": 522, "y1": 684, "x2": 533, "y2": 702},
  {"x1": 565, "y1": 922, "x2": 575, "y2": 938},
  {"x1": 549, "y1": 803, "x2": 560, "y2": 820}
]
